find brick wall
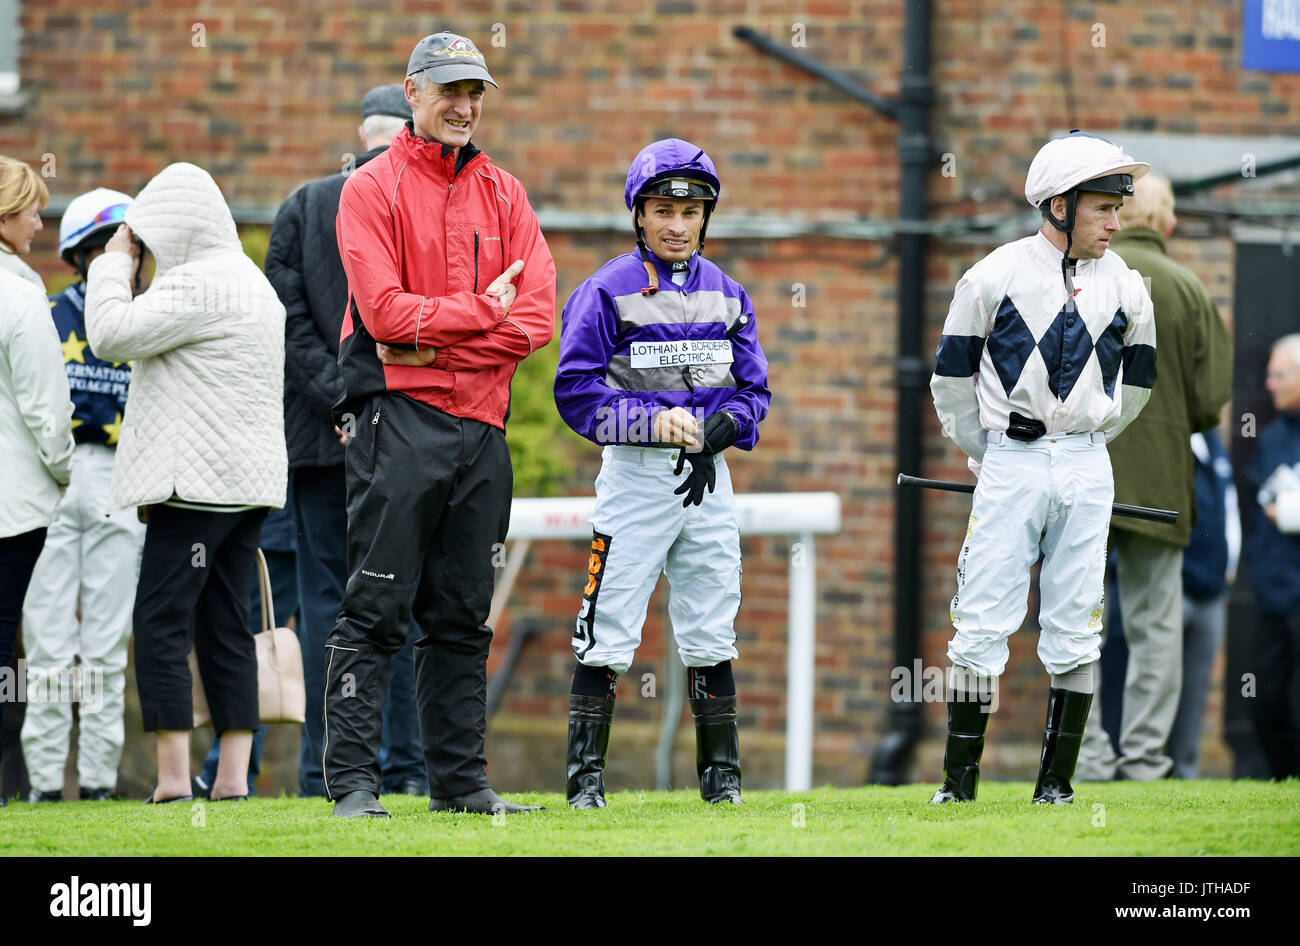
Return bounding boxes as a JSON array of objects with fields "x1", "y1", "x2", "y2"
[{"x1": 2, "y1": 0, "x2": 1294, "y2": 790}]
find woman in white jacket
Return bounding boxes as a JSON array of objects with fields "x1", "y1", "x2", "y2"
[
  {"x1": 0, "y1": 157, "x2": 71, "y2": 808},
  {"x1": 85, "y1": 162, "x2": 287, "y2": 803}
]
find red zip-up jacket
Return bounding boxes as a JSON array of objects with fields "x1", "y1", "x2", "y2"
[{"x1": 335, "y1": 125, "x2": 556, "y2": 428}]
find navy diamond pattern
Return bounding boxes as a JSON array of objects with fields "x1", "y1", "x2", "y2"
[
  {"x1": 1094, "y1": 308, "x2": 1129, "y2": 398},
  {"x1": 986, "y1": 296, "x2": 1037, "y2": 395},
  {"x1": 1037, "y1": 303, "x2": 1097, "y2": 400},
  {"x1": 984, "y1": 296, "x2": 1132, "y2": 402}
]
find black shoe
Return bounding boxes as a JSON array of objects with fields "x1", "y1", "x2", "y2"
[
  {"x1": 930, "y1": 686, "x2": 995, "y2": 804},
  {"x1": 210, "y1": 794, "x2": 250, "y2": 802},
  {"x1": 190, "y1": 776, "x2": 211, "y2": 800},
  {"x1": 145, "y1": 792, "x2": 194, "y2": 804},
  {"x1": 332, "y1": 789, "x2": 390, "y2": 818},
  {"x1": 392, "y1": 778, "x2": 427, "y2": 796},
  {"x1": 691, "y1": 696, "x2": 743, "y2": 804},
  {"x1": 79, "y1": 787, "x2": 115, "y2": 801},
  {"x1": 1032, "y1": 687, "x2": 1093, "y2": 805},
  {"x1": 567, "y1": 694, "x2": 614, "y2": 809},
  {"x1": 28, "y1": 789, "x2": 64, "y2": 803},
  {"x1": 429, "y1": 787, "x2": 544, "y2": 815}
]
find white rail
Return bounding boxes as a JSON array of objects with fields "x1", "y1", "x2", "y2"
[{"x1": 507, "y1": 492, "x2": 842, "y2": 791}]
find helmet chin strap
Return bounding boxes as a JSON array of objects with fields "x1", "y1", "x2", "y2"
[
  {"x1": 72, "y1": 250, "x2": 91, "y2": 283},
  {"x1": 1043, "y1": 191, "x2": 1079, "y2": 301},
  {"x1": 637, "y1": 239, "x2": 659, "y2": 296},
  {"x1": 633, "y1": 200, "x2": 659, "y2": 295}
]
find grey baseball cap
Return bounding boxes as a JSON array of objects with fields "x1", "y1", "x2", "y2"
[
  {"x1": 360, "y1": 84, "x2": 413, "y2": 120},
  {"x1": 406, "y1": 32, "x2": 497, "y2": 88}
]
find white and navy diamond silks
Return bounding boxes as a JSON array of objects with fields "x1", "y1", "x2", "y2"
[{"x1": 929, "y1": 231, "x2": 1155, "y2": 464}]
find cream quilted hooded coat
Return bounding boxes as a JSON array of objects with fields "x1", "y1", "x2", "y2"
[{"x1": 85, "y1": 162, "x2": 287, "y2": 513}]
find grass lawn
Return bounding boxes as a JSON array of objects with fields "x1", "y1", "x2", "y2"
[{"x1": 2, "y1": 780, "x2": 1296, "y2": 856}]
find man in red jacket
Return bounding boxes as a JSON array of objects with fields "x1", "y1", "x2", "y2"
[{"x1": 324, "y1": 31, "x2": 557, "y2": 818}]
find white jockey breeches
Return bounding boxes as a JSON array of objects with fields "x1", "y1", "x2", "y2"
[
  {"x1": 947, "y1": 431, "x2": 1112, "y2": 677},
  {"x1": 21, "y1": 443, "x2": 145, "y2": 792},
  {"x1": 572, "y1": 445, "x2": 742, "y2": 675}
]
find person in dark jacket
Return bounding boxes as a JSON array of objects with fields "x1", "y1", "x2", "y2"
[
  {"x1": 1244, "y1": 334, "x2": 1300, "y2": 779},
  {"x1": 1075, "y1": 172, "x2": 1233, "y2": 782},
  {"x1": 262, "y1": 84, "x2": 427, "y2": 798},
  {"x1": 1167, "y1": 428, "x2": 1239, "y2": 778}
]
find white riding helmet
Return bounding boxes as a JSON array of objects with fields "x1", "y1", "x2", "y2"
[
  {"x1": 58, "y1": 187, "x2": 132, "y2": 262},
  {"x1": 1025, "y1": 131, "x2": 1149, "y2": 210},
  {"x1": 1026, "y1": 131, "x2": 1149, "y2": 281}
]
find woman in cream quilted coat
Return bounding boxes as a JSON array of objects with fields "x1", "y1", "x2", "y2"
[{"x1": 85, "y1": 162, "x2": 287, "y2": 803}]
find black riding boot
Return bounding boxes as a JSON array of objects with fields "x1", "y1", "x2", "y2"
[
  {"x1": 566, "y1": 695, "x2": 613, "y2": 809},
  {"x1": 691, "y1": 697, "x2": 742, "y2": 804},
  {"x1": 1033, "y1": 687, "x2": 1092, "y2": 804},
  {"x1": 929, "y1": 691, "x2": 993, "y2": 803}
]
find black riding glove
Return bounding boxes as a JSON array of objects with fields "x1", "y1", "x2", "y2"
[
  {"x1": 673, "y1": 452, "x2": 715, "y2": 507},
  {"x1": 672, "y1": 411, "x2": 740, "y2": 507},
  {"x1": 699, "y1": 410, "x2": 740, "y2": 453}
]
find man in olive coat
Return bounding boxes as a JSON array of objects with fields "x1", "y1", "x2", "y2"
[{"x1": 1076, "y1": 173, "x2": 1233, "y2": 781}]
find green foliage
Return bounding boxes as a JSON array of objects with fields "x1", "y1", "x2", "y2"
[
  {"x1": 238, "y1": 225, "x2": 271, "y2": 271},
  {"x1": 2, "y1": 782, "x2": 1297, "y2": 856},
  {"x1": 504, "y1": 316, "x2": 576, "y2": 496},
  {"x1": 47, "y1": 272, "x2": 77, "y2": 296}
]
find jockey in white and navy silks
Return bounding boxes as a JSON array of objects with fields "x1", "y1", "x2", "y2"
[
  {"x1": 925, "y1": 131, "x2": 1158, "y2": 809},
  {"x1": 930, "y1": 231, "x2": 1156, "y2": 466}
]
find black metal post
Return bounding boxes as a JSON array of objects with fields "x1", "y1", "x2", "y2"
[
  {"x1": 734, "y1": 7, "x2": 934, "y2": 785},
  {"x1": 868, "y1": 0, "x2": 932, "y2": 785}
]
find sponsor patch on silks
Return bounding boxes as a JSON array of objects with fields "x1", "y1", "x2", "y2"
[{"x1": 628, "y1": 338, "x2": 734, "y2": 369}]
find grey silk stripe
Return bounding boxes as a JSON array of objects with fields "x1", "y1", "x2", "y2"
[
  {"x1": 605, "y1": 356, "x2": 737, "y2": 391},
  {"x1": 613, "y1": 289, "x2": 743, "y2": 331}
]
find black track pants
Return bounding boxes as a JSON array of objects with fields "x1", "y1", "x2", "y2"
[{"x1": 322, "y1": 393, "x2": 512, "y2": 799}]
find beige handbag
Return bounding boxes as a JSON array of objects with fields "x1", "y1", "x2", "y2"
[{"x1": 191, "y1": 548, "x2": 307, "y2": 727}]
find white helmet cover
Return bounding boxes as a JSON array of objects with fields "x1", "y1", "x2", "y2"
[
  {"x1": 59, "y1": 187, "x2": 133, "y2": 260},
  {"x1": 1024, "y1": 132, "x2": 1149, "y2": 209}
]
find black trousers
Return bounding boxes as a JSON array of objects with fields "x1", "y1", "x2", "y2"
[
  {"x1": 292, "y1": 463, "x2": 426, "y2": 796},
  {"x1": 0, "y1": 528, "x2": 46, "y2": 735},
  {"x1": 323, "y1": 393, "x2": 512, "y2": 799},
  {"x1": 1254, "y1": 611, "x2": 1300, "y2": 779},
  {"x1": 133, "y1": 505, "x2": 268, "y2": 733}
]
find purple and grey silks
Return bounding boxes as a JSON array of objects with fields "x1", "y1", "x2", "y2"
[{"x1": 554, "y1": 249, "x2": 770, "y2": 449}]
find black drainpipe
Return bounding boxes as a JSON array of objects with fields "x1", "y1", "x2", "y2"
[
  {"x1": 735, "y1": 0, "x2": 934, "y2": 786},
  {"x1": 871, "y1": 0, "x2": 933, "y2": 785}
]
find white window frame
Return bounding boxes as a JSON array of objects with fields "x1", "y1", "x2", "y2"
[{"x1": 0, "y1": 0, "x2": 18, "y2": 96}]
